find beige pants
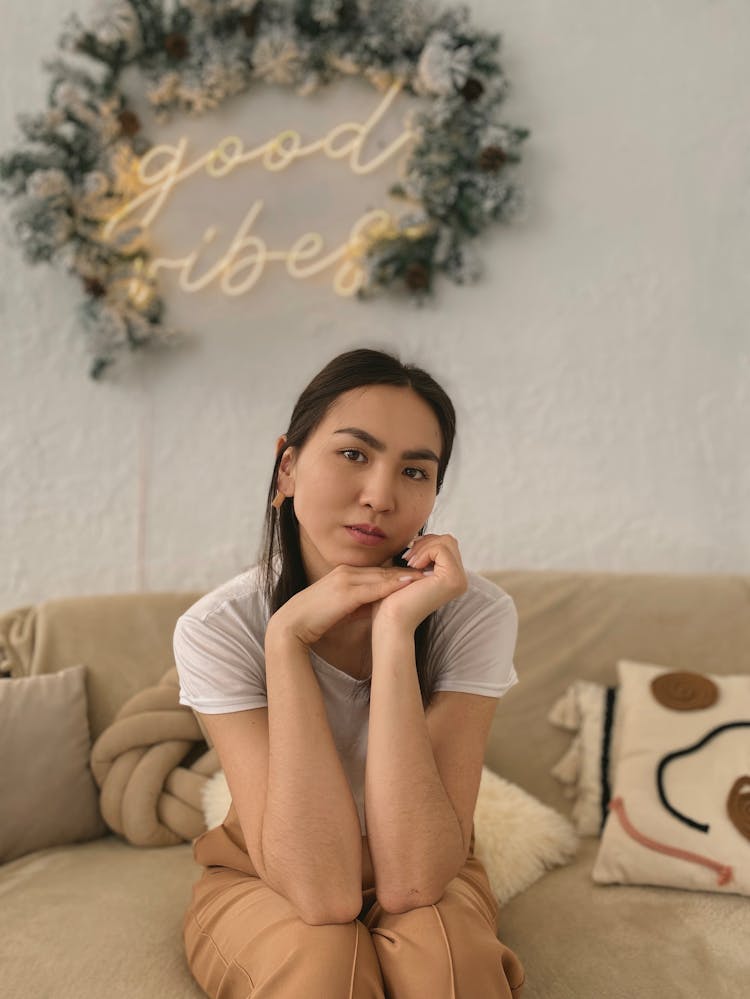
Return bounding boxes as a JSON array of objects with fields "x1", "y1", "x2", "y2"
[{"x1": 183, "y1": 802, "x2": 526, "y2": 998}]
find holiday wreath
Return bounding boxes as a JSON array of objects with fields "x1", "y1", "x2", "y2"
[{"x1": 0, "y1": 0, "x2": 529, "y2": 380}]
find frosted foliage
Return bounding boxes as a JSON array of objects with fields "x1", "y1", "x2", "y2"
[
  {"x1": 90, "y1": 2, "x2": 142, "y2": 57},
  {"x1": 0, "y1": 0, "x2": 526, "y2": 379},
  {"x1": 417, "y1": 30, "x2": 473, "y2": 96},
  {"x1": 311, "y1": 0, "x2": 341, "y2": 27},
  {"x1": 252, "y1": 29, "x2": 305, "y2": 86}
]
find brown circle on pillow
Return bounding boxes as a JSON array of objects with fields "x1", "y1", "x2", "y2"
[
  {"x1": 650, "y1": 671, "x2": 718, "y2": 710},
  {"x1": 727, "y1": 775, "x2": 750, "y2": 843}
]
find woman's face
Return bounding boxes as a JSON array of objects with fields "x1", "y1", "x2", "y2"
[{"x1": 278, "y1": 384, "x2": 442, "y2": 584}]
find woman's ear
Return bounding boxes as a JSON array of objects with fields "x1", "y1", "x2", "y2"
[{"x1": 276, "y1": 441, "x2": 296, "y2": 497}]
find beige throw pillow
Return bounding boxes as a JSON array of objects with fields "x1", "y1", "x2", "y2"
[{"x1": 0, "y1": 664, "x2": 107, "y2": 863}]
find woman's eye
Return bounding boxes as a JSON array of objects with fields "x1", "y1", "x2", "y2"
[{"x1": 339, "y1": 450, "x2": 429, "y2": 482}]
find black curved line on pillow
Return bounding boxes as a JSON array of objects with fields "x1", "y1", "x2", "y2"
[
  {"x1": 599, "y1": 686, "x2": 618, "y2": 834},
  {"x1": 656, "y1": 721, "x2": 750, "y2": 833}
]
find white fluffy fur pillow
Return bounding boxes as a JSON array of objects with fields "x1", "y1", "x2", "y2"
[{"x1": 201, "y1": 764, "x2": 579, "y2": 906}]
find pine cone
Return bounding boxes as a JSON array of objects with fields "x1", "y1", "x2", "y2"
[
  {"x1": 83, "y1": 277, "x2": 106, "y2": 298},
  {"x1": 460, "y1": 77, "x2": 484, "y2": 102},
  {"x1": 118, "y1": 110, "x2": 141, "y2": 137},
  {"x1": 164, "y1": 32, "x2": 189, "y2": 61},
  {"x1": 478, "y1": 145, "x2": 507, "y2": 171},
  {"x1": 241, "y1": 5, "x2": 263, "y2": 38},
  {"x1": 404, "y1": 261, "x2": 430, "y2": 291}
]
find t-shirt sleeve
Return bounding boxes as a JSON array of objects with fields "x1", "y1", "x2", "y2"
[
  {"x1": 432, "y1": 591, "x2": 519, "y2": 698},
  {"x1": 173, "y1": 609, "x2": 268, "y2": 713}
]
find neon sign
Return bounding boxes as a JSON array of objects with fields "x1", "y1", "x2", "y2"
[{"x1": 103, "y1": 82, "x2": 419, "y2": 299}]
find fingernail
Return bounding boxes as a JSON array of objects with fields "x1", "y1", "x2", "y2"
[
  {"x1": 422, "y1": 569, "x2": 434, "y2": 576},
  {"x1": 398, "y1": 575, "x2": 416, "y2": 583},
  {"x1": 405, "y1": 539, "x2": 415, "y2": 549}
]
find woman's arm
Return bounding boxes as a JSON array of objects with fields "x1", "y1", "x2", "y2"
[
  {"x1": 259, "y1": 563, "x2": 425, "y2": 922},
  {"x1": 364, "y1": 624, "x2": 465, "y2": 913},
  {"x1": 261, "y1": 624, "x2": 363, "y2": 924},
  {"x1": 364, "y1": 533, "x2": 473, "y2": 912}
]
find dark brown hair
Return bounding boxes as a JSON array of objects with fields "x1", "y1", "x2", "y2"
[{"x1": 256, "y1": 347, "x2": 457, "y2": 708}]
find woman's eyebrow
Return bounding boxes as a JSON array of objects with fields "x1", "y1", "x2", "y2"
[{"x1": 333, "y1": 427, "x2": 440, "y2": 463}]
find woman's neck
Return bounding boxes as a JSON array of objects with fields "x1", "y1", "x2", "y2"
[{"x1": 312, "y1": 622, "x2": 373, "y2": 681}]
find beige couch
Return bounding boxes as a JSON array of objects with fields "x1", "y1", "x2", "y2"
[{"x1": 1, "y1": 570, "x2": 748, "y2": 999}]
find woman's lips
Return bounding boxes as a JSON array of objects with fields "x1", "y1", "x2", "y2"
[{"x1": 345, "y1": 526, "x2": 386, "y2": 546}]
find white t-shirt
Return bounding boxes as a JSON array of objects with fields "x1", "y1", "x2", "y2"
[{"x1": 173, "y1": 565, "x2": 519, "y2": 835}]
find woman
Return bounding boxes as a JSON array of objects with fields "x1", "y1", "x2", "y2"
[{"x1": 174, "y1": 347, "x2": 525, "y2": 998}]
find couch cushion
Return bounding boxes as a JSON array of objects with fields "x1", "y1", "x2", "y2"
[
  {"x1": 497, "y1": 838, "x2": 748, "y2": 999},
  {"x1": 0, "y1": 836, "x2": 205, "y2": 998},
  {"x1": 0, "y1": 592, "x2": 205, "y2": 740},
  {"x1": 2, "y1": 835, "x2": 744, "y2": 999},
  {"x1": 480, "y1": 571, "x2": 750, "y2": 817},
  {"x1": 0, "y1": 664, "x2": 107, "y2": 863}
]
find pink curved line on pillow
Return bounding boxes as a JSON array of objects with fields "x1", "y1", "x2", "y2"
[{"x1": 608, "y1": 797, "x2": 733, "y2": 886}]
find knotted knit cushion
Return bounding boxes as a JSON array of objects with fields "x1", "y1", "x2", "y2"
[{"x1": 89, "y1": 666, "x2": 220, "y2": 847}]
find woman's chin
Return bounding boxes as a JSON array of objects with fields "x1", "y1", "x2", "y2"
[{"x1": 334, "y1": 553, "x2": 396, "y2": 569}]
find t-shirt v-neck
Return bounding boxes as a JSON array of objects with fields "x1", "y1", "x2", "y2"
[{"x1": 308, "y1": 645, "x2": 372, "y2": 684}]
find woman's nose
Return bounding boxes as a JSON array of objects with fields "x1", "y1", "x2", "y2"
[{"x1": 360, "y1": 468, "x2": 396, "y2": 512}]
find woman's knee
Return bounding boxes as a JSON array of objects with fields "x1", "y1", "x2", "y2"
[
  {"x1": 239, "y1": 917, "x2": 385, "y2": 999},
  {"x1": 370, "y1": 901, "x2": 524, "y2": 998}
]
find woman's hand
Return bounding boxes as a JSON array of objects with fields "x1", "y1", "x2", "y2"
[
  {"x1": 370, "y1": 533, "x2": 469, "y2": 634},
  {"x1": 267, "y1": 563, "x2": 424, "y2": 648}
]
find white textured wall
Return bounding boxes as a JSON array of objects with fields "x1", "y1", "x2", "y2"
[{"x1": 2, "y1": 0, "x2": 749, "y2": 610}]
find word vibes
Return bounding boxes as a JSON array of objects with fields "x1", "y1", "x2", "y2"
[{"x1": 102, "y1": 82, "x2": 416, "y2": 299}]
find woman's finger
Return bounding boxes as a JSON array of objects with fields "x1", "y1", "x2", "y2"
[
  {"x1": 360, "y1": 569, "x2": 424, "y2": 591},
  {"x1": 405, "y1": 536, "x2": 456, "y2": 569}
]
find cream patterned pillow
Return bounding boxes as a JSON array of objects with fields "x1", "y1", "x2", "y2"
[{"x1": 592, "y1": 660, "x2": 750, "y2": 896}]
